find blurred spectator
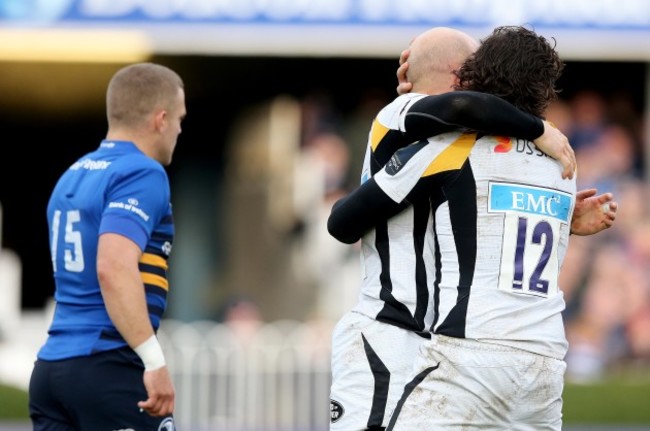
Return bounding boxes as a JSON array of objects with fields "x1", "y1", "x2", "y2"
[
  {"x1": 217, "y1": 294, "x2": 263, "y2": 344},
  {"x1": 565, "y1": 245, "x2": 629, "y2": 382},
  {"x1": 567, "y1": 90, "x2": 608, "y2": 151},
  {"x1": 292, "y1": 129, "x2": 361, "y2": 323},
  {"x1": 545, "y1": 99, "x2": 573, "y2": 135},
  {"x1": 575, "y1": 124, "x2": 639, "y2": 192},
  {"x1": 627, "y1": 305, "x2": 650, "y2": 362}
]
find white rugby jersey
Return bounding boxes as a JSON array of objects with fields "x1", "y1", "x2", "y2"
[
  {"x1": 373, "y1": 131, "x2": 576, "y2": 359},
  {"x1": 354, "y1": 93, "x2": 438, "y2": 336}
]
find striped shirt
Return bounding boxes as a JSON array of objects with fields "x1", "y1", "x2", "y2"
[{"x1": 329, "y1": 93, "x2": 575, "y2": 358}]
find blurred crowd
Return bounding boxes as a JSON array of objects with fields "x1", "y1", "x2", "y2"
[
  {"x1": 548, "y1": 90, "x2": 650, "y2": 382},
  {"x1": 291, "y1": 87, "x2": 650, "y2": 383}
]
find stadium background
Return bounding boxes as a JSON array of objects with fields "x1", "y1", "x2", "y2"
[{"x1": 0, "y1": 0, "x2": 649, "y2": 429}]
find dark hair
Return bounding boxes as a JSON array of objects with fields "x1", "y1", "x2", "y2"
[{"x1": 454, "y1": 25, "x2": 564, "y2": 117}]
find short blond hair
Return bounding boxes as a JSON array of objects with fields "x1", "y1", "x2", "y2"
[{"x1": 106, "y1": 62, "x2": 184, "y2": 129}]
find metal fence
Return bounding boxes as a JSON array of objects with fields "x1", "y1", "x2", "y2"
[{"x1": 158, "y1": 319, "x2": 333, "y2": 431}]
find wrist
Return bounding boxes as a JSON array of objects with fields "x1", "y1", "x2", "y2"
[
  {"x1": 134, "y1": 335, "x2": 166, "y2": 371},
  {"x1": 532, "y1": 117, "x2": 546, "y2": 141}
]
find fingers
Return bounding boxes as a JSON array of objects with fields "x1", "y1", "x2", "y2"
[
  {"x1": 561, "y1": 147, "x2": 577, "y2": 180},
  {"x1": 603, "y1": 205, "x2": 617, "y2": 228},
  {"x1": 595, "y1": 192, "x2": 614, "y2": 205},
  {"x1": 138, "y1": 396, "x2": 174, "y2": 417},
  {"x1": 396, "y1": 59, "x2": 411, "y2": 96},
  {"x1": 575, "y1": 189, "x2": 597, "y2": 200},
  {"x1": 396, "y1": 81, "x2": 412, "y2": 96},
  {"x1": 140, "y1": 367, "x2": 175, "y2": 417},
  {"x1": 398, "y1": 48, "x2": 410, "y2": 66},
  {"x1": 604, "y1": 200, "x2": 618, "y2": 219},
  {"x1": 537, "y1": 121, "x2": 576, "y2": 180},
  {"x1": 396, "y1": 48, "x2": 412, "y2": 95},
  {"x1": 596, "y1": 192, "x2": 617, "y2": 221},
  {"x1": 561, "y1": 165, "x2": 574, "y2": 180},
  {"x1": 605, "y1": 202, "x2": 618, "y2": 227},
  {"x1": 598, "y1": 195, "x2": 617, "y2": 229},
  {"x1": 396, "y1": 61, "x2": 408, "y2": 83}
]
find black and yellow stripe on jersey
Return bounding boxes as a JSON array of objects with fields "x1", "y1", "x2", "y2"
[
  {"x1": 380, "y1": 132, "x2": 477, "y2": 179},
  {"x1": 140, "y1": 252, "x2": 169, "y2": 291},
  {"x1": 140, "y1": 252, "x2": 169, "y2": 319},
  {"x1": 421, "y1": 133, "x2": 477, "y2": 177},
  {"x1": 97, "y1": 251, "x2": 169, "y2": 347},
  {"x1": 369, "y1": 118, "x2": 418, "y2": 176}
]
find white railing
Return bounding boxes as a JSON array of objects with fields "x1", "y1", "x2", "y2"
[
  {"x1": 0, "y1": 201, "x2": 22, "y2": 343},
  {"x1": 158, "y1": 319, "x2": 334, "y2": 431}
]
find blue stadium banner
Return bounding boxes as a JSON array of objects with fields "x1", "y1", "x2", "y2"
[
  {"x1": 1, "y1": 0, "x2": 649, "y2": 28},
  {"x1": 1, "y1": 0, "x2": 649, "y2": 60}
]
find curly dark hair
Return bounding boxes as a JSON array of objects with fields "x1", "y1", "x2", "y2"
[{"x1": 454, "y1": 25, "x2": 564, "y2": 117}]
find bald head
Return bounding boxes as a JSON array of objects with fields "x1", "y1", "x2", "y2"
[{"x1": 407, "y1": 27, "x2": 478, "y2": 95}]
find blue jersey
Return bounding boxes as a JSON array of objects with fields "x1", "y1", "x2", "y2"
[{"x1": 38, "y1": 140, "x2": 174, "y2": 360}]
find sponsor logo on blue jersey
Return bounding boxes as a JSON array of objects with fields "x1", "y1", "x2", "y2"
[
  {"x1": 70, "y1": 158, "x2": 111, "y2": 171},
  {"x1": 162, "y1": 241, "x2": 172, "y2": 256},
  {"x1": 489, "y1": 182, "x2": 572, "y2": 223},
  {"x1": 108, "y1": 200, "x2": 150, "y2": 221}
]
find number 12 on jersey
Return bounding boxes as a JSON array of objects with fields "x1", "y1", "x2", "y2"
[{"x1": 488, "y1": 182, "x2": 573, "y2": 299}]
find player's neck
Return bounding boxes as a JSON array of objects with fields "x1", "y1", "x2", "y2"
[{"x1": 106, "y1": 129, "x2": 156, "y2": 159}]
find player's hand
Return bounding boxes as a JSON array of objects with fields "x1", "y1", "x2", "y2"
[
  {"x1": 533, "y1": 120, "x2": 576, "y2": 180},
  {"x1": 570, "y1": 189, "x2": 618, "y2": 236},
  {"x1": 396, "y1": 48, "x2": 412, "y2": 95},
  {"x1": 138, "y1": 366, "x2": 175, "y2": 417}
]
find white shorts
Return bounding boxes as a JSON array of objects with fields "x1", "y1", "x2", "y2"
[
  {"x1": 387, "y1": 334, "x2": 566, "y2": 431},
  {"x1": 329, "y1": 311, "x2": 426, "y2": 430}
]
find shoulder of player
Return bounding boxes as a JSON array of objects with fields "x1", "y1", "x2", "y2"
[
  {"x1": 376, "y1": 93, "x2": 428, "y2": 123},
  {"x1": 108, "y1": 154, "x2": 169, "y2": 185}
]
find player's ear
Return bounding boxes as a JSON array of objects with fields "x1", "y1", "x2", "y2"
[{"x1": 153, "y1": 109, "x2": 167, "y2": 132}]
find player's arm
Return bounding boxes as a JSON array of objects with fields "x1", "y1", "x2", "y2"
[
  {"x1": 97, "y1": 233, "x2": 175, "y2": 417},
  {"x1": 570, "y1": 189, "x2": 618, "y2": 235},
  {"x1": 404, "y1": 91, "x2": 541, "y2": 140},
  {"x1": 328, "y1": 178, "x2": 406, "y2": 244},
  {"x1": 97, "y1": 233, "x2": 152, "y2": 350},
  {"x1": 329, "y1": 140, "x2": 444, "y2": 243},
  {"x1": 403, "y1": 92, "x2": 575, "y2": 179}
]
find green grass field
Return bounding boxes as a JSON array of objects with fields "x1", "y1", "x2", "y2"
[
  {"x1": 563, "y1": 378, "x2": 650, "y2": 424},
  {"x1": 0, "y1": 384, "x2": 28, "y2": 420}
]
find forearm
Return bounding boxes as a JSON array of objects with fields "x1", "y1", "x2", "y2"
[
  {"x1": 328, "y1": 178, "x2": 405, "y2": 244},
  {"x1": 404, "y1": 91, "x2": 544, "y2": 141},
  {"x1": 101, "y1": 268, "x2": 154, "y2": 348},
  {"x1": 97, "y1": 233, "x2": 155, "y2": 349}
]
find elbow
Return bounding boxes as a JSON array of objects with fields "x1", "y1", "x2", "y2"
[
  {"x1": 96, "y1": 257, "x2": 116, "y2": 293},
  {"x1": 337, "y1": 234, "x2": 361, "y2": 245},
  {"x1": 327, "y1": 218, "x2": 360, "y2": 245}
]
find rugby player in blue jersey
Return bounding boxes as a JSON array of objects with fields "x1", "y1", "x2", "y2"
[{"x1": 29, "y1": 62, "x2": 185, "y2": 430}]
